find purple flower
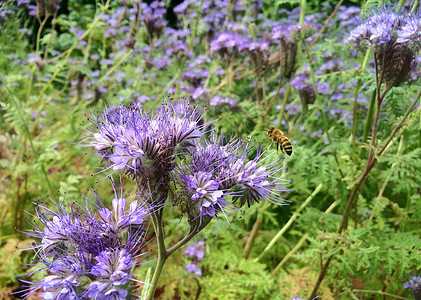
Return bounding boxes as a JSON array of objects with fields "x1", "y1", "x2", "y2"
[
  {"x1": 397, "y1": 17, "x2": 421, "y2": 47},
  {"x1": 91, "y1": 70, "x2": 100, "y2": 77},
  {"x1": 210, "y1": 31, "x2": 248, "y2": 60},
  {"x1": 82, "y1": 99, "x2": 207, "y2": 180},
  {"x1": 347, "y1": 7, "x2": 420, "y2": 87},
  {"x1": 141, "y1": 2, "x2": 166, "y2": 39},
  {"x1": 19, "y1": 181, "x2": 152, "y2": 299},
  {"x1": 184, "y1": 241, "x2": 205, "y2": 260},
  {"x1": 85, "y1": 249, "x2": 133, "y2": 299},
  {"x1": 210, "y1": 96, "x2": 237, "y2": 108},
  {"x1": 404, "y1": 276, "x2": 421, "y2": 299},
  {"x1": 186, "y1": 263, "x2": 202, "y2": 276},
  {"x1": 175, "y1": 131, "x2": 289, "y2": 221}
]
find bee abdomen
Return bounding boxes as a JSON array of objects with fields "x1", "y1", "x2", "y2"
[{"x1": 280, "y1": 137, "x2": 292, "y2": 156}]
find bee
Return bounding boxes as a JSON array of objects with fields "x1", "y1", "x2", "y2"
[{"x1": 267, "y1": 127, "x2": 292, "y2": 156}]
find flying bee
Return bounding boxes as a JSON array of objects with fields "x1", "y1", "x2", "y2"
[{"x1": 267, "y1": 127, "x2": 292, "y2": 156}]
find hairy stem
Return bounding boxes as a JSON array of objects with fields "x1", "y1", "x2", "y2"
[
  {"x1": 166, "y1": 220, "x2": 201, "y2": 257},
  {"x1": 244, "y1": 217, "x2": 261, "y2": 259},
  {"x1": 351, "y1": 48, "x2": 370, "y2": 158},
  {"x1": 146, "y1": 210, "x2": 167, "y2": 300},
  {"x1": 359, "y1": 88, "x2": 376, "y2": 158}
]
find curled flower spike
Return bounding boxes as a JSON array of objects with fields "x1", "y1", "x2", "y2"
[
  {"x1": 210, "y1": 31, "x2": 248, "y2": 60},
  {"x1": 347, "y1": 7, "x2": 420, "y2": 87},
  {"x1": 174, "y1": 130, "x2": 290, "y2": 229}
]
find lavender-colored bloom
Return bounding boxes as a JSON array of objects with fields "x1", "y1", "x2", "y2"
[
  {"x1": 186, "y1": 171, "x2": 225, "y2": 217},
  {"x1": 141, "y1": 2, "x2": 166, "y2": 39},
  {"x1": 210, "y1": 31, "x2": 248, "y2": 60},
  {"x1": 310, "y1": 129, "x2": 324, "y2": 138},
  {"x1": 154, "y1": 55, "x2": 171, "y2": 69},
  {"x1": 317, "y1": 81, "x2": 330, "y2": 95},
  {"x1": 91, "y1": 70, "x2": 100, "y2": 77},
  {"x1": 404, "y1": 276, "x2": 421, "y2": 300},
  {"x1": 101, "y1": 58, "x2": 113, "y2": 65},
  {"x1": 173, "y1": 130, "x2": 289, "y2": 225},
  {"x1": 348, "y1": 7, "x2": 419, "y2": 87},
  {"x1": 85, "y1": 249, "x2": 133, "y2": 299},
  {"x1": 82, "y1": 99, "x2": 207, "y2": 181},
  {"x1": 184, "y1": 241, "x2": 205, "y2": 260},
  {"x1": 210, "y1": 96, "x2": 236, "y2": 108},
  {"x1": 397, "y1": 17, "x2": 421, "y2": 47},
  {"x1": 186, "y1": 263, "x2": 202, "y2": 276},
  {"x1": 20, "y1": 181, "x2": 152, "y2": 299},
  {"x1": 19, "y1": 28, "x2": 31, "y2": 35},
  {"x1": 243, "y1": 41, "x2": 270, "y2": 76}
]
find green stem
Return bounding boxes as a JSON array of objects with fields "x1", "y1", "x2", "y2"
[
  {"x1": 411, "y1": 0, "x2": 420, "y2": 12},
  {"x1": 146, "y1": 211, "x2": 167, "y2": 300},
  {"x1": 299, "y1": 0, "x2": 306, "y2": 25},
  {"x1": 359, "y1": 88, "x2": 376, "y2": 158},
  {"x1": 309, "y1": 0, "x2": 344, "y2": 49},
  {"x1": 351, "y1": 48, "x2": 370, "y2": 158},
  {"x1": 271, "y1": 233, "x2": 308, "y2": 274},
  {"x1": 244, "y1": 217, "x2": 261, "y2": 259},
  {"x1": 272, "y1": 199, "x2": 337, "y2": 274},
  {"x1": 397, "y1": 0, "x2": 406, "y2": 11},
  {"x1": 95, "y1": 50, "x2": 133, "y2": 88},
  {"x1": 166, "y1": 221, "x2": 201, "y2": 257},
  {"x1": 255, "y1": 183, "x2": 323, "y2": 261}
]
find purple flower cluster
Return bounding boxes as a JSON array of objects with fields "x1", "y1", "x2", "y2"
[
  {"x1": 184, "y1": 241, "x2": 205, "y2": 276},
  {"x1": 83, "y1": 98, "x2": 289, "y2": 227},
  {"x1": 141, "y1": 1, "x2": 166, "y2": 40},
  {"x1": 174, "y1": 131, "x2": 289, "y2": 224},
  {"x1": 209, "y1": 95, "x2": 237, "y2": 108},
  {"x1": 404, "y1": 276, "x2": 421, "y2": 299},
  {"x1": 348, "y1": 7, "x2": 420, "y2": 87},
  {"x1": 82, "y1": 99, "x2": 206, "y2": 182},
  {"x1": 20, "y1": 182, "x2": 153, "y2": 299},
  {"x1": 210, "y1": 31, "x2": 248, "y2": 60},
  {"x1": 348, "y1": 9, "x2": 420, "y2": 49}
]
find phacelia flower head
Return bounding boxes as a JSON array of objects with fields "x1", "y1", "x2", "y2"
[
  {"x1": 81, "y1": 98, "x2": 208, "y2": 183},
  {"x1": 174, "y1": 131, "x2": 290, "y2": 229},
  {"x1": 19, "y1": 180, "x2": 152, "y2": 299},
  {"x1": 210, "y1": 31, "x2": 248, "y2": 60},
  {"x1": 243, "y1": 41, "x2": 270, "y2": 77},
  {"x1": 141, "y1": 1, "x2": 166, "y2": 39},
  {"x1": 348, "y1": 7, "x2": 420, "y2": 87}
]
